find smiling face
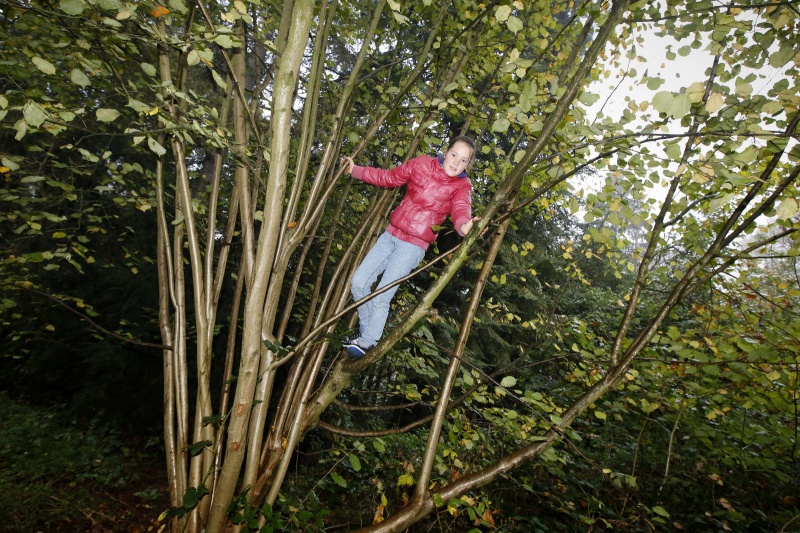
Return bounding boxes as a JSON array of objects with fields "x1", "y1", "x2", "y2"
[{"x1": 441, "y1": 140, "x2": 473, "y2": 177}]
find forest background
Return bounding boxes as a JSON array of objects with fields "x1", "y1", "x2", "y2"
[{"x1": 1, "y1": 0, "x2": 799, "y2": 531}]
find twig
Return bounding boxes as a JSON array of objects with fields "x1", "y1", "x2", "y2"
[
  {"x1": 660, "y1": 401, "x2": 684, "y2": 492},
  {"x1": 22, "y1": 286, "x2": 171, "y2": 350}
]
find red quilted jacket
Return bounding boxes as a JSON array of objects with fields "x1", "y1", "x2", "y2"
[{"x1": 352, "y1": 155, "x2": 473, "y2": 250}]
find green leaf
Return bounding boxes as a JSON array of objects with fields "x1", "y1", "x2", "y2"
[
  {"x1": 735, "y1": 80, "x2": 753, "y2": 98},
  {"x1": 667, "y1": 94, "x2": 692, "y2": 118},
  {"x1": 500, "y1": 376, "x2": 517, "y2": 387},
  {"x1": 78, "y1": 148, "x2": 99, "y2": 162},
  {"x1": 705, "y1": 92, "x2": 725, "y2": 113},
  {"x1": 686, "y1": 82, "x2": 705, "y2": 104},
  {"x1": 769, "y1": 46, "x2": 794, "y2": 68},
  {"x1": 578, "y1": 91, "x2": 599, "y2": 106},
  {"x1": 392, "y1": 12, "x2": 410, "y2": 24},
  {"x1": 141, "y1": 63, "x2": 157, "y2": 77},
  {"x1": 59, "y1": 0, "x2": 85, "y2": 15},
  {"x1": 102, "y1": 17, "x2": 123, "y2": 28},
  {"x1": 594, "y1": 410, "x2": 607, "y2": 420},
  {"x1": 652, "y1": 91, "x2": 673, "y2": 114},
  {"x1": 709, "y1": 193, "x2": 733, "y2": 212},
  {"x1": 398, "y1": 473, "x2": 415, "y2": 486},
  {"x1": 32, "y1": 56, "x2": 56, "y2": 75},
  {"x1": 14, "y1": 120, "x2": 28, "y2": 140},
  {"x1": 507, "y1": 16, "x2": 523, "y2": 33},
  {"x1": 0, "y1": 95, "x2": 7, "y2": 109},
  {"x1": 23, "y1": 102, "x2": 47, "y2": 127},
  {"x1": 762, "y1": 100, "x2": 783, "y2": 115},
  {"x1": 70, "y1": 69, "x2": 91, "y2": 87},
  {"x1": 147, "y1": 136, "x2": 167, "y2": 156},
  {"x1": 127, "y1": 98, "x2": 149, "y2": 113},
  {"x1": 96, "y1": 108, "x2": 120, "y2": 122},
  {"x1": 652, "y1": 506, "x2": 670, "y2": 518},
  {"x1": 212, "y1": 34, "x2": 237, "y2": 48},
  {"x1": 492, "y1": 117, "x2": 510, "y2": 133},
  {"x1": 330, "y1": 472, "x2": 347, "y2": 488},
  {"x1": 211, "y1": 69, "x2": 228, "y2": 90},
  {"x1": 186, "y1": 440, "x2": 212, "y2": 456},
  {"x1": 187, "y1": 50, "x2": 200, "y2": 66},
  {"x1": 495, "y1": 5, "x2": 511, "y2": 22},
  {"x1": 641, "y1": 399, "x2": 660, "y2": 414},
  {"x1": 181, "y1": 486, "x2": 208, "y2": 509},
  {"x1": 665, "y1": 142, "x2": 682, "y2": 160},
  {"x1": 433, "y1": 493, "x2": 445, "y2": 507},
  {"x1": 168, "y1": 0, "x2": 189, "y2": 14},
  {"x1": 646, "y1": 77, "x2": 665, "y2": 90},
  {"x1": 348, "y1": 453, "x2": 362, "y2": 472},
  {"x1": 775, "y1": 198, "x2": 798, "y2": 221}
]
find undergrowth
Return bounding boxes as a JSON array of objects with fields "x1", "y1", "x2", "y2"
[{"x1": 0, "y1": 393, "x2": 156, "y2": 531}]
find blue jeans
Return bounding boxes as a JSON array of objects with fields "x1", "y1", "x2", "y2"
[{"x1": 350, "y1": 231, "x2": 426, "y2": 346}]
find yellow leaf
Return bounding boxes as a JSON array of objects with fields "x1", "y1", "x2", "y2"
[
  {"x1": 705, "y1": 92, "x2": 725, "y2": 113},
  {"x1": 150, "y1": 5, "x2": 169, "y2": 17},
  {"x1": 686, "y1": 82, "x2": 706, "y2": 104},
  {"x1": 372, "y1": 504, "x2": 385, "y2": 524}
]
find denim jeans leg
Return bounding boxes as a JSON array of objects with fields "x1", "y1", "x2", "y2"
[
  {"x1": 358, "y1": 234, "x2": 425, "y2": 346},
  {"x1": 350, "y1": 232, "x2": 394, "y2": 338}
]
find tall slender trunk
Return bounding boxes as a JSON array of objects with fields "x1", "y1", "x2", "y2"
[{"x1": 204, "y1": 1, "x2": 315, "y2": 530}]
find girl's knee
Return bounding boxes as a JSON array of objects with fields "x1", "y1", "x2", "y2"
[{"x1": 351, "y1": 276, "x2": 369, "y2": 300}]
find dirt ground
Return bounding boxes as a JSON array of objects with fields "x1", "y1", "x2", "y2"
[{"x1": 34, "y1": 464, "x2": 171, "y2": 533}]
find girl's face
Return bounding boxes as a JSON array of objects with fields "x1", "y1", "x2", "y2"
[{"x1": 441, "y1": 141, "x2": 473, "y2": 177}]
